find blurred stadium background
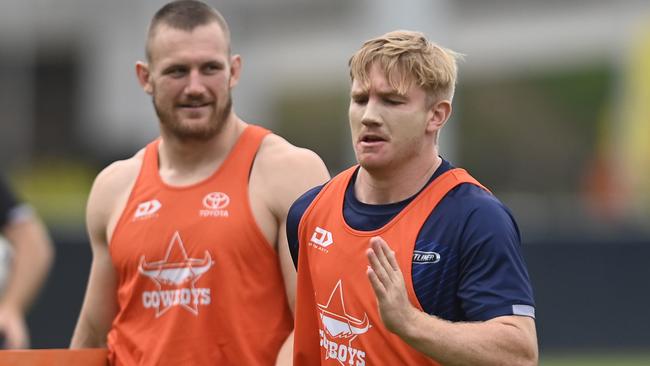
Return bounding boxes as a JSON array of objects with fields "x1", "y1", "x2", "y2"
[{"x1": 1, "y1": 0, "x2": 649, "y2": 364}]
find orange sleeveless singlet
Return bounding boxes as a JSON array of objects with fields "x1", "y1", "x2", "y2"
[
  {"x1": 294, "y1": 166, "x2": 485, "y2": 366},
  {"x1": 107, "y1": 125, "x2": 292, "y2": 365}
]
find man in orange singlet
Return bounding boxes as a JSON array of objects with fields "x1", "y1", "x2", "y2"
[
  {"x1": 70, "y1": 1, "x2": 329, "y2": 365},
  {"x1": 289, "y1": 31, "x2": 539, "y2": 365}
]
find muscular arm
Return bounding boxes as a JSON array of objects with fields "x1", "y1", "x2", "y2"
[
  {"x1": 0, "y1": 209, "x2": 54, "y2": 348},
  {"x1": 367, "y1": 237, "x2": 538, "y2": 366},
  {"x1": 272, "y1": 147, "x2": 329, "y2": 314},
  {"x1": 71, "y1": 157, "x2": 140, "y2": 348},
  {"x1": 273, "y1": 214, "x2": 297, "y2": 366},
  {"x1": 252, "y1": 134, "x2": 330, "y2": 366},
  {"x1": 400, "y1": 312, "x2": 537, "y2": 366},
  {"x1": 69, "y1": 233, "x2": 117, "y2": 348}
]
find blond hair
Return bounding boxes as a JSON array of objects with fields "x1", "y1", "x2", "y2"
[{"x1": 349, "y1": 30, "x2": 461, "y2": 102}]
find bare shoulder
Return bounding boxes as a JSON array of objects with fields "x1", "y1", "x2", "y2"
[
  {"x1": 253, "y1": 134, "x2": 330, "y2": 214},
  {"x1": 256, "y1": 134, "x2": 329, "y2": 185},
  {"x1": 87, "y1": 149, "x2": 146, "y2": 242},
  {"x1": 91, "y1": 149, "x2": 145, "y2": 200}
]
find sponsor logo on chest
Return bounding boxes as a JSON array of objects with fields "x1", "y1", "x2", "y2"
[
  {"x1": 412, "y1": 250, "x2": 441, "y2": 264},
  {"x1": 199, "y1": 192, "x2": 230, "y2": 218},
  {"x1": 133, "y1": 199, "x2": 162, "y2": 220},
  {"x1": 309, "y1": 226, "x2": 334, "y2": 253}
]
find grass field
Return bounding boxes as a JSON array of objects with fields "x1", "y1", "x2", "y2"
[{"x1": 541, "y1": 354, "x2": 650, "y2": 366}]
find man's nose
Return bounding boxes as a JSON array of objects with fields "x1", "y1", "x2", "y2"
[
  {"x1": 185, "y1": 70, "x2": 207, "y2": 96},
  {"x1": 361, "y1": 100, "x2": 382, "y2": 127}
]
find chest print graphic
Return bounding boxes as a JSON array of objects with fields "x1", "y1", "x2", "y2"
[
  {"x1": 317, "y1": 280, "x2": 371, "y2": 365},
  {"x1": 138, "y1": 231, "x2": 214, "y2": 317}
]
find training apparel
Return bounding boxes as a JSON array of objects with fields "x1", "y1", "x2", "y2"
[
  {"x1": 0, "y1": 177, "x2": 20, "y2": 229},
  {"x1": 294, "y1": 167, "x2": 485, "y2": 366},
  {"x1": 108, "y1": 125, "x2": 292, "y2": 366}
]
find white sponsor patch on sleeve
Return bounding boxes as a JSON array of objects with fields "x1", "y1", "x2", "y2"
[{"x1": 512, "y1": 304, "x2": 535, "y2": 318}]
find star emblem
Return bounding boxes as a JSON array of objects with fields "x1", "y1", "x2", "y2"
[
  {"x1": 317, "y1": 280, "x2": 371, "y2": 364},
  {"x1": 138, "y1": 231, "x2": 213, "y2": 317}
]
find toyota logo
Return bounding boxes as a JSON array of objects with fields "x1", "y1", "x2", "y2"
[{"x1": 202, "y1": 192, "x2": 230, "y2": 210}]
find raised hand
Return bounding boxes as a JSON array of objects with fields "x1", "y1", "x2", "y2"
[{"x1": 366, "y1": 236, "x2": 417, "y2": 336}]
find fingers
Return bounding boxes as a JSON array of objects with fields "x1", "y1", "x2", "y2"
[
  {"x1": 376, "y1": 237, "x2": 400, "y2": 272},
  {"x1": 367, "y1": 247, "x2": 389, "y2": 290},
  {"x1": 368, "y1": 236, "x2": 400, "y2": 275},
  {"x1": 366, "y1": 236, "x2": 403, "y2": 294},
  {"x1": 366, "y1": 266, "x2": 386, "y2": 299},
  {"x1": 2, "y1": 322, "x2": 29, "y2": 349}
]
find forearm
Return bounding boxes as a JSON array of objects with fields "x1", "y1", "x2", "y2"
[
  {"x1": 70, "y1": 250, "x2": 118, "y2": 349},
  {"x1": 397, "y1": 309, "x2": 538, "y2": 366},
  {"x1": 70, "y1": 277, "x2": 117, "y2": 349},
  {"x1": 1, "y1": 219, "x2": 54, "y2": 311},
  {"x1": 70, "y1": 315, "x2": 108, "y2": 348},
  {"x1": 275, "y1": 331, "x2": 294, "y2": 366}
]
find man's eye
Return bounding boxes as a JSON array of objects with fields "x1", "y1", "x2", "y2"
[
  {"x1": 166, "y1": 68, "x2": 186, "y2": 77},
  {"x1": 204, "y1": 64, "x2": 223, "y2": 73}
]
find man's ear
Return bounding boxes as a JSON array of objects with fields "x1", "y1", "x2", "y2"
[
  {"x1": 228, "y1": 54, "x2": 242, "y2": 88},
  {"x1": 136, "y1": 61, "x2": 153, "y2": 95},
  {"x1": 426, "y1": 99, "x2": 452, "y2": 134}
]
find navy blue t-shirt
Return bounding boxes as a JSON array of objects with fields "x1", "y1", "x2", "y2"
[
  {"x1": 287, "y1": 159, "x2": 535, "y2": 322},
  {"x1": 0, "y1": 177, "x2": 20, "y2": 230}
]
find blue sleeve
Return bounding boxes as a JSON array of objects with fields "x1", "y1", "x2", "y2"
[
  {"x1": 0, "y1": 177, "x2": 20, "y2": 230},
  {"x1": 458, "y1": 193, "x2": 535, "y2": 321},
  {"x1": 286, "y1": 185, "x2": 325, "y2": 269}
]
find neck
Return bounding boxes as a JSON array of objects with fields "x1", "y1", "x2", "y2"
[
  {"x1": 355, "y1": 152, "x2": 441, "y2": 205},
  {"x1": 158, "y1": 115, "x2": 246, "y2": 186}
]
